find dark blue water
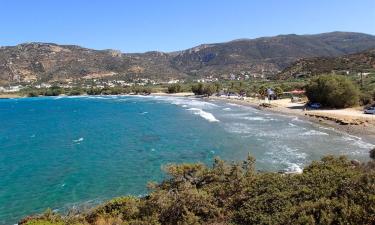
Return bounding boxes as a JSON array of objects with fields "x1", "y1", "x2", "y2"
[{"x1": 0, "y1": 95, "x2": 373, "y2": 224}]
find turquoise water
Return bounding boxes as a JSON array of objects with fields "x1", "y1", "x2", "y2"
[{"x1": 0, "y1": 95, "x2": 374, "y2": 224}]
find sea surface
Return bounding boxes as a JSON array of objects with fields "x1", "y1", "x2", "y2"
[{"x1": 0, "y1": 95, "x2": 374, "y2": 224}]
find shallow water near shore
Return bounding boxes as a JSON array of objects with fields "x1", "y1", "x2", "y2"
[{"x1": 0, "y1": 95, "x2": 374, "y2": 224}]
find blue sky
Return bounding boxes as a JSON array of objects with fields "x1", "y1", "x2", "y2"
[{"x1": 1, "y1": 0, "x2": 374, "y2": 52}]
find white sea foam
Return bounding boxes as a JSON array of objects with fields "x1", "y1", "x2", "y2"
[
  {"x1": 140, "y1": 112, "x2": 148, "y2": 115},
  {"x1": 73, "y1": 137, "x2": 84, "y2": 143},
  {"x1": 288, "y1": 123, "x2": 297, "y2": 127},
  {"x1": 243, "y1": 116, "x2": 268, "y2": 121},
  {"x1": 87, "y1": 96, "x2": 106, "y2": 100},
  {"x1": 318, "y1": 126, "x2": 335, "y2": 131},
  {"x1": 301, "y1": 130, "x2": 329, "y2": 136},
  {"x1": 285, "y1": 163, "x2": 303, "y2": 173},
  {"x1": 223, "y1": 112, "x2": 252, "y2": 117},
  {"x1": 291, "y1": 117, "x2": 300, "y2": 121},
  {"x1": 67, "y1": 95, "x2": 87, "y2": 99},
  {"x1": 227, "y1": 103, "x2": 240, "y2": 107},
  {"x1": 186, "y1": 108, "x2": 219, "y2": 122},
  {"x1": 155, "y1": 96, "x2": 218, "y2": 109},
  {"x1": 223, "y1": 107, "x2": 231, "y2": 111},
  {"x1": 342, "y1": 136, "x2": 375, "y2": 149},
  {"x1": 53, "y1": 96, "x2": 64, "y2": 100}
]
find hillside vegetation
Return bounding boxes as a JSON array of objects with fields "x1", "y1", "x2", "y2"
[
  {"x1": 2, "y1": 32, "x2": 375, "y2": 85},
  {"x1": 305, "y1": 75, "x2": 360, "y2": 108},
  {"x1": 21, "y1": 151, "x2": 375, "y2": 225},
  {"x1": 277, "y1": 48, "x2": 375, "y2": 80}
]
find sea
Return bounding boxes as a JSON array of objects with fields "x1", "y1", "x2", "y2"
[{"x1": 0, "y1": 95, "x2": 374, "y2": 224}]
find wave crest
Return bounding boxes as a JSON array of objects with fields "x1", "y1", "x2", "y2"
[{"x1": 186, "y1": 108, "x2": 219, "y2": 122}]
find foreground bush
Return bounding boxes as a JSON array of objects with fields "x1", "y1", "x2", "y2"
[
  {"x1": 21, "y1": 154, "x2": 375, "y2": 225},
  {"x1": 305, "y1": 75, "x2": 360, "y2": 108}
]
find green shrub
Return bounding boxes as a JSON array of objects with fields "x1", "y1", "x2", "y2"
[
  {"x1": 274, "y1": 86, "x2": 284, "y2": 98},
  {"x1": 167, "y1": 84, "x2": 182, "y2": 93},
  {"x1": 67, "y1": 88, "x2": 84, "y2": 96},
  {"x1": 360, "y1": 92, "x2": 374, "y2": 106},
  {"x1": 191, "y1": 83, "x2": 217, "y2": 96},
  {"x1": 44, "y1": 86, "x2": 63, "y2": 96},
  {"x1": 191, "y1": 83, "x2": 204, "y2": 95},
  {"x1": 20, "y1": 155, "x2": 375, "y2": 225},
  {"x1": 86, "y1": 87, "x2": 102, "y2": 95},
  {"x1": 27, "y1": 91, "x2": 39, "y2": 97},
  {"x1": 305, "y1": 75, "x2": 360, "y2": 108}
]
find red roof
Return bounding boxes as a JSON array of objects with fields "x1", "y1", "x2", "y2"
[{"x1": 290, "y1": 90, "x2": 305, "y2": 94}]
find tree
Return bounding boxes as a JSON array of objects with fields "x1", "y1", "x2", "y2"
[
  {"x1": 86, "y1": 87, "x2": 102, "y2": 95},
  {"x1": 274, "y1": 87, "x2": 284, "y2": 98},
  {"x1": 258, "y1": 85, "x2": 267, "y2": 97},
  {"x1": 305, "y1": 75, "x2": 360, "y2": 108},
  {"x1": 203, "y1": 84, "x2": 217, "y2": 97},
  {"x1": 44, "y1": 86, "x2": 63, "y2": 96},
  {"x1": 213, "y1": 82, "x2": 222, "y2": 93},
  {"x1": 191, "y1": 83, "x2": 204, "y2": 95},
  {"x1": 167, "y1": 84, "x2": 182, "y2": 93},
  {"x1": 27, "y1": 91, "x2": 39, "y2": 97},
  {"x1": 67, "y1": 87, "x2": 83, "y2": 96}
]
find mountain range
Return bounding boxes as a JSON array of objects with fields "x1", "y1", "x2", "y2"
[{"x1": 1, "y1": 31, "x2": 375, "y2": 85}]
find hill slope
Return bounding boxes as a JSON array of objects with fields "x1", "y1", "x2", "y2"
[
  {"x1": 1, "y1": 32, "x2": 375, "y2": 84},
  {"x1": 171, "y1": 32, "x2": 375, "y2": 77},
  {"x1": 277, "y1": 48, "x2": 375, "y2": 79}
]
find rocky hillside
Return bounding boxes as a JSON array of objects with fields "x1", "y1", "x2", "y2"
[
  {"x1": 276, "y1": 48, "x2": 375, "y2": 79},
  {"x1": 0, "y1": 43, "x2": 186, "y2": 85},
  {"x1": 171, "y1": 32, "x2": 375, "y2": 77},
  {"x1": 1, "y1": 32, "x2": 375, "y2": 84}
]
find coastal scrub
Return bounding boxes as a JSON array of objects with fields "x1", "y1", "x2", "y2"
[{"x1": 21, "y1": 153, "x2": 375, "y2": 225}]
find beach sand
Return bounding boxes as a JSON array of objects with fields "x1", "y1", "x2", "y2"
[{"x1": 0, "y1": 93, "x2": 23, "y2": 98}]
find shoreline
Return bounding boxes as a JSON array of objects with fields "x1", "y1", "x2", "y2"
[
  {"x1": 151, "y1": 93, "x2": 375, "y2": 144},
  {"x1": 208, "y1": 96, "x2": 375, "y2": 144},
  {"x1": 3, "y1": 92, "x2": 375, "y2": 144}
]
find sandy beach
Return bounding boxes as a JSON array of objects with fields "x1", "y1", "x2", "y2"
[
  {"x1": 151, "y1": 93, "x2": 375, "y2": 142},
  {"x1": 208, "y1": 96, "x2": 375, "y2": 143},
  {"x1": 0, "y1": 93, "x2": 23, "y2": 98}
]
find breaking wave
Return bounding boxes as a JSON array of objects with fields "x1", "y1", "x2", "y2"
[
  {"x1": 301, "y1": 130, "x2": 329, "y2": 136},
  {"x1": 186, "y1": 108, "x2": 219, "y2": 122}
]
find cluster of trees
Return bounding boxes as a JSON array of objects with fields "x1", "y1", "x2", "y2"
[
  {"x1": 191, "y1": 83, "x2": 220, "y2": 96},
  {"x1": 23, "y1": 86, "x2": 154, "y2": 97},
  {"x1": 305, "y1": 75, "x2": 360, "y2": 108},
  {"x1": 86, "y1": 86, "x2": 153, "y2": 95},
  {"x1": 167, "y1": 84, "x2": 183, "y2": 94},
  {"x1": 24, "y1": 86, "x2": 64, "y2": 97},
  {"x1": 21, "y1": 150, "x2": 375, "y2": 225}
]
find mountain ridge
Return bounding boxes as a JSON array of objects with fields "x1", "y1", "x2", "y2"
[{"x1": 1, "y1": 31, "x2": 375, "y2": 85}]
